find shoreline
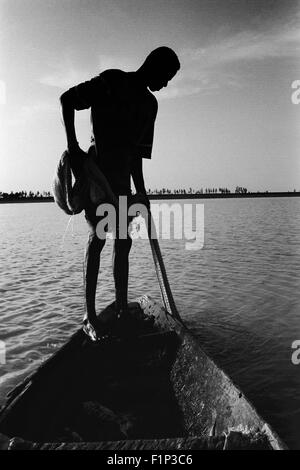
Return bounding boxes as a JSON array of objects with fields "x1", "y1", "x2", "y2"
[{"x1": 0, "y1": 192, "x2": 299, "y2": 204}]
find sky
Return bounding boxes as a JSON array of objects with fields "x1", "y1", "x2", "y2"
[{"x1": 1, "y1": 0, "x2": 300, "y2": 192}]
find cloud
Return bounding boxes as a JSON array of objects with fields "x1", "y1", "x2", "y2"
[
  {"x1": 98, "y1": 54, "x2": 137, "y2": 72},
  {"x1": 39, "y1": 65, "x2": 91, "y2": 89},
  {"x1": 170, "y1": 17, "x2": 300, "y2": 99},
  {"x1": 183, "y1": 26, "x2": 300, "y2": 68},
  {"x1": 39, "y1": 54, "x2": 137, "y2": 90},
  {"x1": 38, "y1": 17, "x2": 300, "y2": 102},
  {"x1": 186, "y1": 13, "x2": 300, "y2": 66},
  {"x1": 158, "y1": 77, "x2": 220, "y2": 100},
  {"x1": 7, "y1": 102, "x2": 58, "y2": 126}
]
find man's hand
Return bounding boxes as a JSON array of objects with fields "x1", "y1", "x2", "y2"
[
  {"x1": 131, "y1": 156, "x2": 150, "y2": 208},
  {"x1": 68, "y1": 141, "x2": 85, "y2": 155},
  {"x1": 67, "y1": 142, "x2": 87, "y2": 179},
  {"x1": 69, "y1": 145, "x2": 87, "y2": 161}
]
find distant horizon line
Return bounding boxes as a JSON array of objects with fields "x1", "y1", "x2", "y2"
[
  {"x1": 0, "y1": 190, "x2": 300, "y2": 205},
  {"x1": 1, "y1": 187, "x2": 300, "y2": 196}
]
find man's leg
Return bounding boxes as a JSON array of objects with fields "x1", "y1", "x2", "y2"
[
  {"x1": 112, "y1": 235, "x2": 132, "y2": 317},
  {"x1": 83, "y1": 224, "x2": 106, "y2": 327}
]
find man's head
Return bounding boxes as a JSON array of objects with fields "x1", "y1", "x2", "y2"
[{"x1": 140, "y1": 46, "x2": 180, "y2": 92}]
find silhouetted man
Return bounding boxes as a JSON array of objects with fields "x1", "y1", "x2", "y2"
[{"x1": 60, "y1": 46, "x2": 180, "y2": 340}]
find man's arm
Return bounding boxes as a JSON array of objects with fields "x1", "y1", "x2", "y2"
[
  {"x1": 60, "y1": 86, "x2": 118, "y2": 206},
  {"x1": 131, "y1": 156, "x2": 150, "y2": 208},
  {"x1": 131, "y1": 156, "x2": 146, "y2": 194},
  {"x1": 60, "y1": 90, "x2": 81, "y2": 152},
  {"x1": 60, "y1": 89, "x2": 87, "y2": 179},
  {"x1": 60, "y1": 74, "x2": 110, "y2": 150}
]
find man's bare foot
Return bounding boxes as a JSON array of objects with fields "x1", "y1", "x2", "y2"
[{"x1": 82, "y1": 317, "x2": 110, "y2": 342}]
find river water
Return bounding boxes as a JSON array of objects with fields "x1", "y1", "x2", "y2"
[{"x1": 0, "y1": 197, "x2": 299, "y2": 448}]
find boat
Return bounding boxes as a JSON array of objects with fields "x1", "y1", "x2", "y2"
[{"x1": 0, "y1": 295, "x2": 287, "y2": 450}]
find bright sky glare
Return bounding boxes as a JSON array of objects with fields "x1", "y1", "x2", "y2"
[{"x1": 1, "y1": 0, "x2": 300, "y2": 192}]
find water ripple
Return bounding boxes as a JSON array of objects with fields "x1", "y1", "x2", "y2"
[{"x1": 0, "y1": 198, "x2": 300, "y2": 448}]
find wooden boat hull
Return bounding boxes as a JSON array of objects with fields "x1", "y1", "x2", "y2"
[{"x1": 0, "y1": 295, "x2": 287, "y2": 450}]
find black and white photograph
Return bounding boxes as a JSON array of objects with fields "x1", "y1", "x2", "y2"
[{"x1": 0, "y1": 0, "x2": 299, "y2": 454}]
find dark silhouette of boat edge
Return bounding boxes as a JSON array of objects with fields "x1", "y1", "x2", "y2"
[{"x1": 0, "y1": 296, "x2": 287, "y2": 450}]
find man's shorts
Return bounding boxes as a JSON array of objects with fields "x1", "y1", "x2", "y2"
[{"x1": 84, "y1": 193, "x2": 135, "y2": 240}]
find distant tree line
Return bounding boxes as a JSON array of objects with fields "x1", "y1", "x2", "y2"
[
  {"x1": 1, "y1": 187, "x2": 299, "y2": 202},
  {"x1": 0, "y1": 190, "x2": 52, "y2": 200},
  {"x1": 1, "y1": 188, "x2": 238, "y2": 199},
  {"x1": 146, "y1": 186, "x2": 240, "y2": 195},
  {"x1": 234, "y1": 186, "x2": 248, "y2": 194}
]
